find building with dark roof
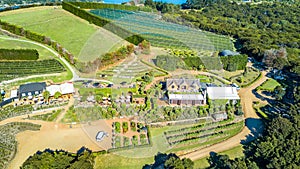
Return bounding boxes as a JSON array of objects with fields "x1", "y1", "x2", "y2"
[{"x1": 19, "y1": 82, "x2": 46, "y2": 99}]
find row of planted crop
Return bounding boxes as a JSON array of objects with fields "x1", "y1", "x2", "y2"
[
  {"x1": 169, "y1": 121, "x2": 244, "y2": 146},
  {"x1": 166, "y1": 121, "x2": 243, "y2": 144}
]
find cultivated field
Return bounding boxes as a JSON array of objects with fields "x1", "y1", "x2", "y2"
[
  {"x1": 0, "y1": 6, "x2": 125, "y2": 62},
  {"x1": 91, "y1": 9, "x2": 234, "y2": 52}
]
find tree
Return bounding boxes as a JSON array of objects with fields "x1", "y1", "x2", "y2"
[
  {"x1": 143, "y1": 153, "x2": 194, "y2": 169},
  {"x1": 273, "y1": 86, "x2": 286, "y2": 100},
  {"x1": 54, "y1": 91, "x2": 62, "y2": 99},
  {"x1": 43, "y1": 91, "x2": 50, "y2": 102}
]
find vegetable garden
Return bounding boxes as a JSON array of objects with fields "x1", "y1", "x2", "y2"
[
  {"x1": 90, "y1": 8, "x2": 233, "y2": 52},
  {"x1": 0, "y1": 122, "x2": 41, "y2": 169},
  {"x1": 0, "y1": 59, "x2": 66, "y2": 82},
  {"x1": 0, "y1": 105, "x2": 33, "y2": 121}
]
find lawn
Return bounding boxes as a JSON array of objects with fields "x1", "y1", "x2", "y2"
[
  {"x1": 0, "y1": 36, "x2": 55, "y2": 60},
  {"x1": 94, "y1": 154, "x2": 153, "y2": 169},
  {"x1": 0, "y1": 6, "x2": 125, "y2": 62},
  {"x1": 232, "y1": 67, "x2": 261, "y2": 87},
  {"x1": 257, "y1": 78, "x2": 280, "y2": 91},
  {"x1": 193, "y1": 145, "x2": 244, "y2": 169}
]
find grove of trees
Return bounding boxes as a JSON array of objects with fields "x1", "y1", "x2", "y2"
[{"x1": 162, "y1": 1, "x2": 300, "y2": 74}]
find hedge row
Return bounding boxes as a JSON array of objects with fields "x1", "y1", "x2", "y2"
[
  {"x1": 62, "y1": 2, "x2": 144, "y2": 45},
  {"x1": 0, "y1": 49, "x2": 39, "y2": 60},
  {"x1": 220, "y1": 54, "x2": 248, "y2": 72},
  {"x1": 68, "y1": 2, "x2": 155, "y2": 12}
]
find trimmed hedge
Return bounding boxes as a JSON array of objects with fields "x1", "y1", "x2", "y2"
[
  {"x1": 68, "y1": 2, "x2": 155, "y2": 12},
  {"x1": 62, "y1": 2, "x2": 144, "y2": 45},
  {"x1": 220, "y1": 54, "x2": 248, "y2": 71},
  {"x1": 0, "y1": 49, "x2": 39, "y2": 60}
]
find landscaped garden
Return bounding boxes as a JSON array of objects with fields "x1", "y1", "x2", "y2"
[
  {"x1": 27, "y1": 109, "x2": 62, "y2": 121},
  {"x1": 0, "y1": 122, "x2": 41, "y2": 169},
  {"x1": 231, "y1": 67, "x2": 261, "y2": 87},
  {"x1": 111, "y1": 121, "x2": 150, "y2": 149}
]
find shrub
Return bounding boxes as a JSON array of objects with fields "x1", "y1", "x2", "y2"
[
  {"x1": 0, "y1": 49, "x2": 39, "y2": 60},
  {"x1": 122, "y1": 122, "x2": 128, "y2": 134}
]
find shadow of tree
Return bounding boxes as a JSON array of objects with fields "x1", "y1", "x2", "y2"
[{"x1": 241, "y1": 118, "x2": 264, "y2": 144}]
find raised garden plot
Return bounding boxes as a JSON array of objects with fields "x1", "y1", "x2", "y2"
[
  {"x1": 0, "y1": 59, "x2": 66, "y2": 82},
  {"x1": 90, "y1": 8, "x2": 233, "y2": 52}
]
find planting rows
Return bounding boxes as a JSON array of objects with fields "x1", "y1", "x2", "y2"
[
  {"x1": 164, "y1": 120, "x2": 244, "y2": 147},
  {"x1": 0, "y1": 59, "x2": 66, "y2": 82},
  {"x1": 0, "y1": 122, "x2": 41, "y2": 169},
  {"x1": 90, "y1": 9, "x2": 233, "y2": 52},
  {"x1": 0, "y1": 105, "x2": 33, "y2": 121},
  {"x1": 98, "y1": 57, "x2": 165, "y2": 84}
]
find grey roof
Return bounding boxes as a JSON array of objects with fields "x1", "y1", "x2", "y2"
[
  {"x1": 207, "y1": 87, "x2": 240, "y2": 100},
  {"x1": 219, "y1": 50, "x2": 240, "y2": 56},
  {"x1": 19, "y1": 82, "x2": 46, "y2": 94},
  {"x1": 169, "y1": 93, "x2": 205, "y2": 100},
  {"x1": 212, "y1": 113, "x2": 228, "y2": 120},
  {"x1": 167, "y1": 78, "x2": 200, "y2": 87}
]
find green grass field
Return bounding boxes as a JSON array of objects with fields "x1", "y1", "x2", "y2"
[
  {"x1": 0, "y1": 36, "x2": 54, "y2": 60},
  {"x1": 0, "y1": 6, "x2": 125, "y2": 62},
  {"x1": 257, "y1": 78, "x2": 280, "y2": 91},
  {"x1": 94, "y1": 154, "x2": 153, "y2": 169},
  {"x1": 193, "y1": 145, "x2": 244, "y2": 169}
]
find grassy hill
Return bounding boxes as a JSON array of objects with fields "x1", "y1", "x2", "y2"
[{"x1": 0, "y1": 6, "x2": 126, "y2": 62}]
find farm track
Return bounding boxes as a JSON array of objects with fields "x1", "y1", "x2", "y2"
[{"x1": 181, "y1": 71, "x2": 267, "y2": 160}]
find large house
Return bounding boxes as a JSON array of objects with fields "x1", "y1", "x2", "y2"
[
  {"x1": 18, "y1": 82, "x2": 46, "y2": 99},
  {"x1": 206, "y1": 87, "x2": 240, "y2": 101},
  {"x1": 167, "y1": 79, "x2": 206, "y2": 105}
]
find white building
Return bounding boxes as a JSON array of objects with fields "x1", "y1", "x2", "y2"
[
  {"x1": 46, "y1": 82, "x2": 75, "y2": 96},
  {"x1": 207, "y1": 87, "x2": 240, "y2": 100}
]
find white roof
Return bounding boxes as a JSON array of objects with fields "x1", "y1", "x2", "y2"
[
  {"x1": 169, "y1": 93, "x2": 205, "y2": 100},
  {"x1": 10, "y1": 90, "x2": 18, "y2": 98},
  {"x1": 60, "y1": 82, "x2": 75, "y2": 95},
  {"x1": 46, "y1": 85, "x2": 60, "y2": 96},
  {"x1": 46, "y1": 82, "x2": 74, "y2": 96},
  {"x1": 207, "y1": 87, "x2": 240, "y2": 100}
]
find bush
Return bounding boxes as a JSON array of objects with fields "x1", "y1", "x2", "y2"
[
  {"x1": 115, "y1": 122, "x2": 121, "y2": 133},
  {"x1": 220, "y1": 54, "x2": 248, "y2": 71},
  {"x1": 122, "y1": 122, "x2": 128, "y2": 134},
  {"x1": 130, "y1": 122, "x2": 136, "y2": 132},
  {"x1": 0, "y1": 49, "x2": 39, "y2": 60}
]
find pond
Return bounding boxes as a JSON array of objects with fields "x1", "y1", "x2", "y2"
[{"x1": 103, "y1": 0, "x2": 186, "y2": 5}]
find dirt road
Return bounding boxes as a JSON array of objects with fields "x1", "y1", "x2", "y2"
[{"x1": 181, "y1": 71, "x2": 267, "y2": 160}]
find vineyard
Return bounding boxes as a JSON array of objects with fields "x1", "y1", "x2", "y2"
[
  {"x1": 0, "y1": 59, "x2": 66, "y2": 82},
  {"x1": 164, "y1": 119, "x2": 244, "y2": 152},
  {"x1": 90, "y1": 9, "x2": 233, "y2": 52},
  {"x1": 0, "y1": 122, "x2": 41, "y2": 169}
]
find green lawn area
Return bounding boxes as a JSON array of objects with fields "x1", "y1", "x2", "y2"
[
  {"x1": 94, "y1": 154, "x2": 153, "y2": 169},
  {"x1": 0, "y1": 6, "x2": 126, "y2": 62},
  {"x1": 194, "y1": 145, "x2": 244, "y2": 169},
  {"x1": 257, "y1": 78, "x2": 280, "y2": 91},
  {"x1": 0, "y1": 36, "x2": 55, "y2": 60},
  {"x1": 232, "y1": 68, "x2": 261, "y2": 87}
]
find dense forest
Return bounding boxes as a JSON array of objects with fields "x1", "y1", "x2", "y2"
[{"x1": 145, "y1": 0, "x2": 300, "y2": 75}]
